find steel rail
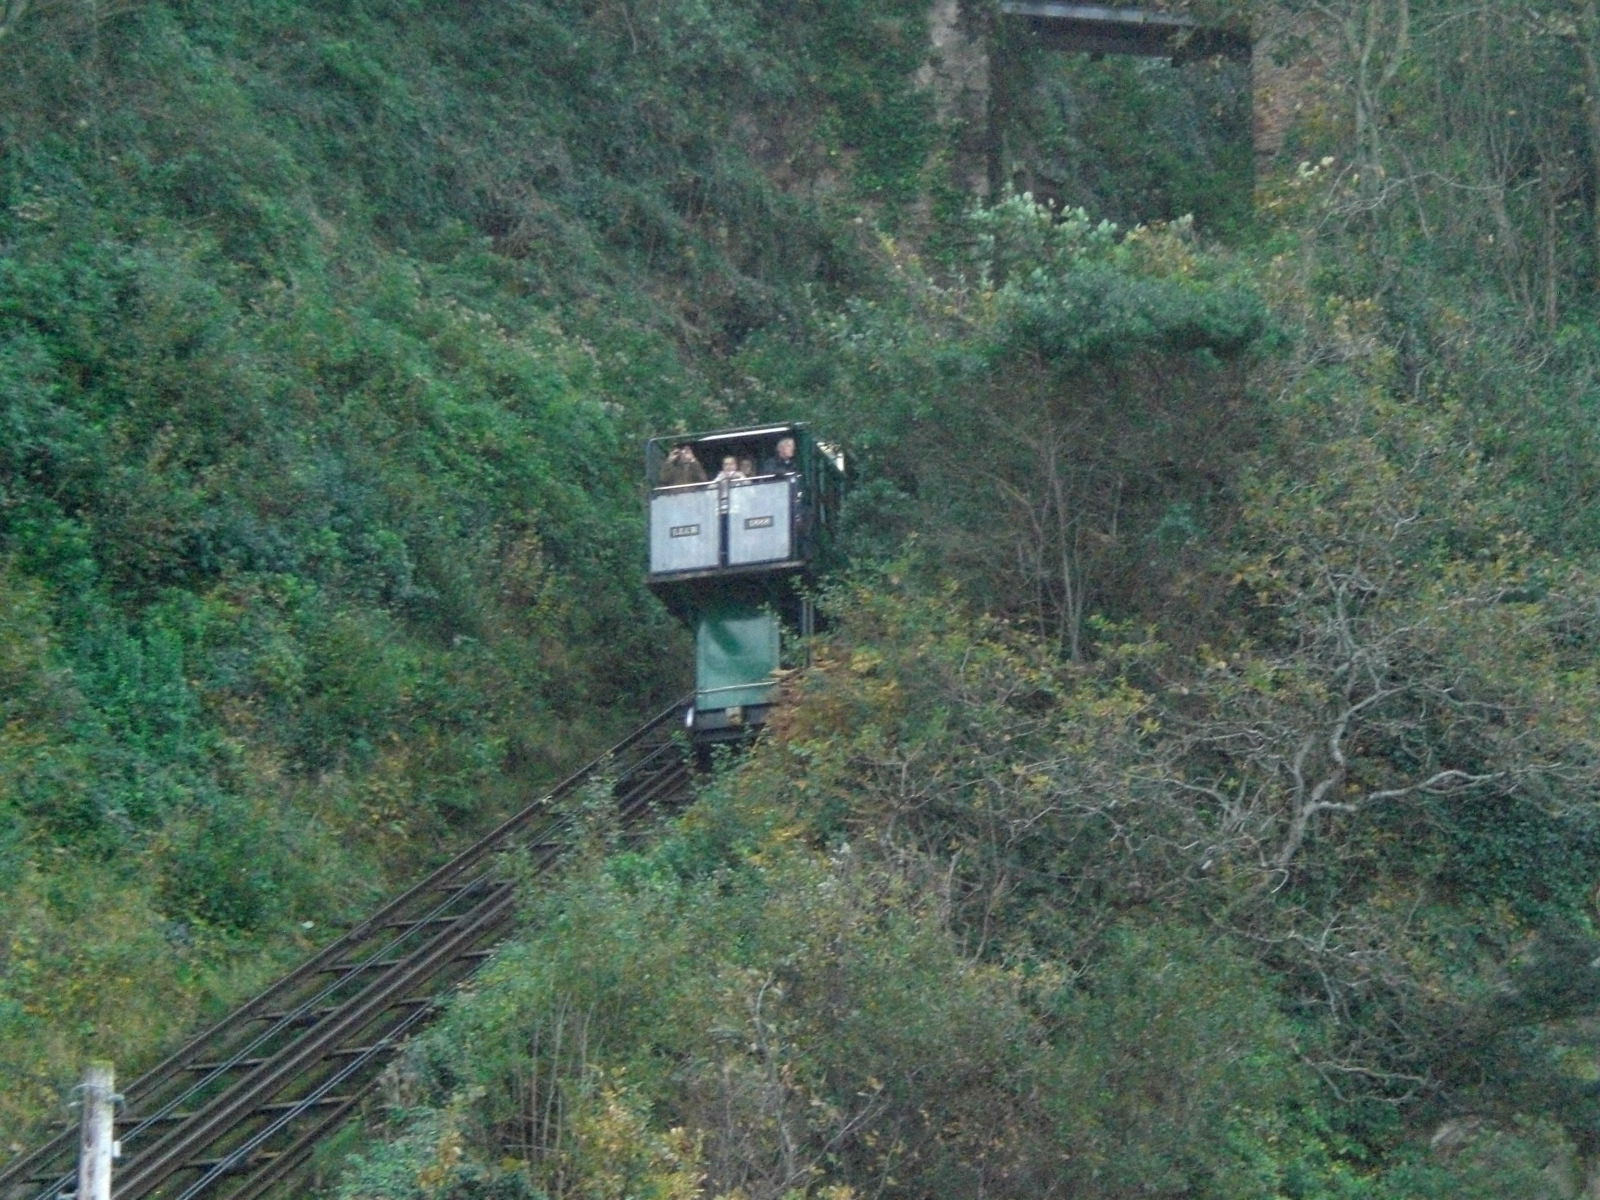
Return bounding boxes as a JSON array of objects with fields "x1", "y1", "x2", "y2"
[
  {"x1": 216, "y1": 756, "x2": 694, "y2": 1200},
  {"x1": 175, "y1": 999, "x2": 442, "y2": 1200},
  {"x1": 109, "y1": 875, "x2": 510, "y2": 1159},
  {"x1": 112, "y1": 878, "x2": 523, "y2": 1196},
  {"x1": 0, "y1": 698, "x2": 691, "y2": 1200}
]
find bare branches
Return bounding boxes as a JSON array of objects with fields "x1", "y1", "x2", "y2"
[{"x1": 1148, "y1": 388, "x2": 1600, "y2": 886}]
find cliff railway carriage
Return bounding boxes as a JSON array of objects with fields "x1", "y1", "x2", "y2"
[{"x1": 645, "y1": 423, "x2": 845, "y2": 747}]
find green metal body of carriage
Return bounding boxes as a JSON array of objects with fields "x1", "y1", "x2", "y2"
[{"x1": 645, "y1": 423, "x2": 845, "y2": 747}]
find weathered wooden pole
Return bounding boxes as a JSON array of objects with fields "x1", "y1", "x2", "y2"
[{"x1": 76, "y1": 1061, "x2": 115, "y2": 1200}]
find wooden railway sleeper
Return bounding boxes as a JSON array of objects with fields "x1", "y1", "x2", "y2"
[
  {"x1": 181, "y1": 1151, "x2": 282, "y2": 1173},
  {"x1": 250, "y1": 994, "x2": 432, "y2": 1026},
  {"x1": 112, "y1": 1095, "x2": 354, "y2": 1129},
  {"x1": 323, "y1": 944, "x2": 496, "y2": 974},
  {"x1": 377, "y1": 913, "x2": 466, "y2": 932},
  {"x1": 174, "y1": 1002, "x2": 442, "y2": 1200}
]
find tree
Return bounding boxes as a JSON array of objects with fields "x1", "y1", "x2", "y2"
[
  {"x1": 818, "y1": 197, "x2": 1268, "y2": 658},
  {"x1": 1167, "y1": 377, "x2": 1600, "y2": 874},
  {"x1": 1260, "y1": 0, "x2": 1600, "y2": 329},
  {"x1": 1133, "y1": 367, "x2": 1600, "y2": 1125}
]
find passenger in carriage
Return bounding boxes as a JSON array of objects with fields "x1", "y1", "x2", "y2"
[
  {"x1": 761, "y1": 435, "x2": 799, "y2": 478},
  {"x1": 763, "y1": 434, "x2": 811, "y2": 551},
  {"x1": 658, "y1": 443, "x2": 707, "y2": 487},
  {"x1": 714, "y1": 454, "x2": 748, "y2": 483}
]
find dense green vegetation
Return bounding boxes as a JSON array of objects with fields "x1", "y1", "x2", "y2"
[
  {"x1": 7, "y1": 0, "x2": 1600, "y2": 1195},
  {"x1": 0, "y1": 0, "x2": 938, "y2": 1139}
]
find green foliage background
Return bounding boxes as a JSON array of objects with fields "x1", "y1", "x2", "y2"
[
  {"x1": 0, "y1": 0, "x2": 943, "y2": 1139},
  {"x1": 7, "y1": 0, "x2": 1600, "y2": 1196}
]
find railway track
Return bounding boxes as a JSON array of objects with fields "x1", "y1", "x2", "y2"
[{"x1": 0, "y1": 699, "x2": 694, "y2": 1200}]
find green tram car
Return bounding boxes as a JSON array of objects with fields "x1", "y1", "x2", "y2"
[{"x1": 645, "y1": 423, "x2": 845, "y2": 746}]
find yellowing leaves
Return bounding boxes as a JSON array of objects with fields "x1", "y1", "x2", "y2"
[{"x1": 848, "y1": 648, "x2": 884, "y2": 675}]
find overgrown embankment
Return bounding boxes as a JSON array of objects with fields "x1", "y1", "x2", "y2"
[
  {"x1": 0, "y1": 0, "x2": 942, "y2": 1142},
  {"x1": 11, "y1": 2, "x2": 1600, "y2": 1196}
]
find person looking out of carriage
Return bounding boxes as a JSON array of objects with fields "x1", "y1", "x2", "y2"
[
  {"x1": 762, "y1": 434, "x2": 812, "y2": 552},
  {"x1": 658, "y1": 443, "x2": 707, "y2": 487},
  {"x1": 762, "y1": 435, "x2": 798, "y2": 478}
]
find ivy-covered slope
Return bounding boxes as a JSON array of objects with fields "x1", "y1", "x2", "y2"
[
  {"x1": 0, "y1": 0, "x2": 944, "y2": 1142},
  {"x1": 340, "y1": 182, "x2": 1600, "y2": 1197},
  {"x1": 11, "y1": 0, "x2": 1600, "y2": 1195},
  {"x1": 334, "y1": 4, "x2": 1600, "y2": 1200}
]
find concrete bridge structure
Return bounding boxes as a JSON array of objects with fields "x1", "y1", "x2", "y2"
[
  {"x1": 921, "y1": 1, "x2": 1270, "y2": 204},
  {"x1": 998, "y1": 2, "x2": 1251, "y2": 64}
]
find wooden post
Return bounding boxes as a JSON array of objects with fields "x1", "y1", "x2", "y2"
[{"x1": 76, "y1": 1061, "x2": 115, "y2": 1200}]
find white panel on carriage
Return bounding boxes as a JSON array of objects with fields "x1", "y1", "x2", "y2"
[
  {"x1": 649, "y1": 486, "x2": 720, "y2": 574},
  {"x1": 726, "y1": 478, "x2": 793, "y2": 566}
]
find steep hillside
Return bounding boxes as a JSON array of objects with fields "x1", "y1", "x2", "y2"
[
  {"x1": 0, "y1": 0, "x2": 949, "y2": 1143},
  {"x1": 9, "y1": 1, "x2": 1600, "y2": 1196},
  {"x1": 336, "y1": 5, "x2": 1600, "y2": 1200}
]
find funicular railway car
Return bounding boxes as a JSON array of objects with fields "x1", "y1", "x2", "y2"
[{"x1": 646, "y1": 423, "x2": 845, "y2": 746}]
